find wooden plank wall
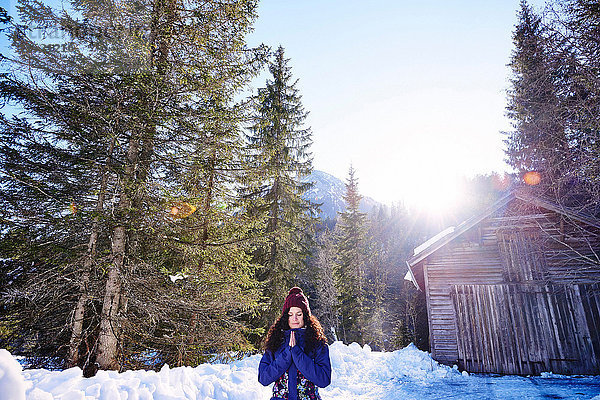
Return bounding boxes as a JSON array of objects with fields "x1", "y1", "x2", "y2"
[
  {"x1": 497, "y1": 229, "x2": 547, "y2": 281},
  {"x1": 580, "y1": 285, "x2": 600, "y2": 359},
  {"x1": 423, "y1": 204, "x2": 600, "y2": 372},
  {"x1": 452, "y1": 283, "x2": 600, "y2": 375},
  {"x1": 424, "y1": 239, "x2": 504, "y2": 364}
]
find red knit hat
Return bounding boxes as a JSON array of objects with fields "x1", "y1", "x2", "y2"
[{"x1": 282, "y1": 287, "x2": 311, "y2": 316}]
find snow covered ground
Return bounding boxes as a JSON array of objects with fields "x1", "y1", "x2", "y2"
[{"x1": 2, "y1": 342, "x2": 600, "y2": 400}]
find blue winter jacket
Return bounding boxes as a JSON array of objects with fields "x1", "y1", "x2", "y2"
[{"x1": 258, "y1": 328, "x2": 331, "y2": 400}]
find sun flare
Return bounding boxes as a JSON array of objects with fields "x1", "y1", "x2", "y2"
[{"x1": 400, "y1": 168, "x2": 465, "y2": 216}]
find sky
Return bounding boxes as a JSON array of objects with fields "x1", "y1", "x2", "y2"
[
  {"x1": 0, "y1": 0, "x2": 547, "y2": 211},
  {"x1": 246, "y1": 0, "x2": 547, "y2": 209}
]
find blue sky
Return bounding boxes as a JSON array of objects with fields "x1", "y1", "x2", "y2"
[
  {"x1": 247, "y1": 0, "x2": 547, "y2": 208},
  {"x1": 1, "y1": 0, "x2": 547, "y2": 209}
]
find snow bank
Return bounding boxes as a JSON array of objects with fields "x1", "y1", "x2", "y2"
[
  {"x1": 4, "y1": 343, "x2": 456, "y2": 400},
  {"x1": 325, "y1": 342, "x2": 462, "y2": 398},
  {"x1": 4, "y1": 343, "x2": 600, "y2": 399},
  {"x1": 0, "y1": 348, "x2": 26, "y2": 400},
  {"x1": 20, "y1": 354, "x2": 271, "y2": 400}
]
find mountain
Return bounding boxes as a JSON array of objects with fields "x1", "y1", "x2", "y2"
[{"x1": 304, "y1": 170, "x2": 380, "y2": 220}]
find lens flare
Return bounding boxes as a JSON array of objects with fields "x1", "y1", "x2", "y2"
[
  {"x1": 523, "y1": 171, "x2": 541, "y2": 186},
  {"x1": 169, "y1": 201, "x2": 197, "y2": 218}
]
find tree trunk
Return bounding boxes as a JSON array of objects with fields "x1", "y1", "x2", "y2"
[
  {"x1": 95, "y1": 225, "x2": 125, "y2": 370},
  {"x1": 68, "y1": 136, "x2": 116, "y2": 368},
  {"x1": 96, "y1": 135, "x2": 138, "y2": 370}
]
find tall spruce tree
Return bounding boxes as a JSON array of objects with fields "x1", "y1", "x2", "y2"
[
  {"x1": 557, "y1": 0, "x2": 600, "y2": 209},
  {"x1": 334, "y1": 165, "x2": 368, "y2": 344},
  {"x1": 505, "y1": 0, "x2": 568, "y2": 198},
  {"x1": 0, "y1": 0, "x2": 267, "y2": 372},
  {"x1": 506, "y1": 0, "x2": 600, "y2": 211},
  {"x1": 243, "y1": 46, "x2": 318, "y2": 327}
]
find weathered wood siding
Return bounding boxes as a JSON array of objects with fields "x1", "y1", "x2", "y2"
[
  {"x1": 422, "y1": 200, "x2": 600, "y2": 374},
  {"x1": 424, "y1": 235, "x2": 504, "y2": 364},
  {"x1": 452, "y1": 283, "x2": 600, "y2": 375}
]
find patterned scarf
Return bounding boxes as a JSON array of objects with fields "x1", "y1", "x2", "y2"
[{"x1": 272, "y1": 369, "x2": 321, "y2": 400}]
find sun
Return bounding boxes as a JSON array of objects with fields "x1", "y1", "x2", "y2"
[{"x1": 400, "y1": 168, "x2": 466, "y2": 217}]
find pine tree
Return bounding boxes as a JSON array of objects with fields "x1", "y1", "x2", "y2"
[
  {"x1": 505, "y1": 0, "x2": 600, "y2": 211},
  {"x1": 243, "y1": 46, "x2": 319, "y2": 326},
  {"x1": 0, "y1": 0, "x2": 267, "y2": 372},
  {"x1": 1, "y1": 15, "x2": 126, "y2": 368},
  {"x1": 557, "y1": 0, "x2": 600, "y2": 208},
  {"x1": 334, "y1": 165, "x2": 368, "y2": 344},
  {"x1": 505, "y1": 0, "x2": 568, "y2": 198}
]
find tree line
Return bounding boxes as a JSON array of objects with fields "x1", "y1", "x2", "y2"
[
  {"x1": 0, "y1": 0, "x2": 310, "y2": 374},
  {"x1": 0, "y1": 0, "x2": 432, "y2": 375}
]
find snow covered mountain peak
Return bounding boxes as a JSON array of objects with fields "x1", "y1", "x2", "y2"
[{"x1": 304, "y1": 170, "x2": 380, "y2": 220}]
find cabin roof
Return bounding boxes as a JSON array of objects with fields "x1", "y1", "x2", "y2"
[{"x1": 405, "y1": 191, "x2": 600, "y2": 290}]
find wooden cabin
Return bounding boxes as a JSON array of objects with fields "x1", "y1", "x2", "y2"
[{"x1": 406, "y1": 191, "x2": 600, "y2": 375}]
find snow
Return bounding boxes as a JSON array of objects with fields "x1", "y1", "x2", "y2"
[
  {"x1": 413, "y1": 226, "x2": 455, "y2": 256},
  {"x1": 403, "y1": 268, "x2": 417, "y2": 286},
  {"x1": 0, "y1": 348, "x2": 26, "y2": 400},
  {"x1": 168, "y1": 274, "x2": 187, "y2": 283},
  {"x1": 2, "y1": 343, "x2": 600, "y2": 399}
]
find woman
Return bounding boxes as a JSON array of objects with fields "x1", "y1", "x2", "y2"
[{"x1": 258, "y1": 287, "x2": 331, "y2": 400}]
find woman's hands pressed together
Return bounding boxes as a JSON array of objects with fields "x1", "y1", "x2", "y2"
[{"x1": 289, "y1": 331, "x2": 296, "y2": 347}]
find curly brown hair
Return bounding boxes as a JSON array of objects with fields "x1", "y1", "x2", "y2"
[{"x1": 262, "y1": 310, "x2": 328, "y2": 354}]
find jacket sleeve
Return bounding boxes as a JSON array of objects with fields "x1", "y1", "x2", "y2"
[
  {"x1": 291, "y1": 344, "x2": 331, "y2": 388},
  {"x1": 258, "y1": 346, "x2": 292, "y2": 386}
]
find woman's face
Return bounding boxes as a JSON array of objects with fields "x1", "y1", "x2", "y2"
[{"x1": 288, "y1": 306, "x2": 304, "y2": 329}]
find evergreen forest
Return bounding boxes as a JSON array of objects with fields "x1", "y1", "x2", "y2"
[{"x1": 0, "y1": 0, "x2": 599, "y2": 376}]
